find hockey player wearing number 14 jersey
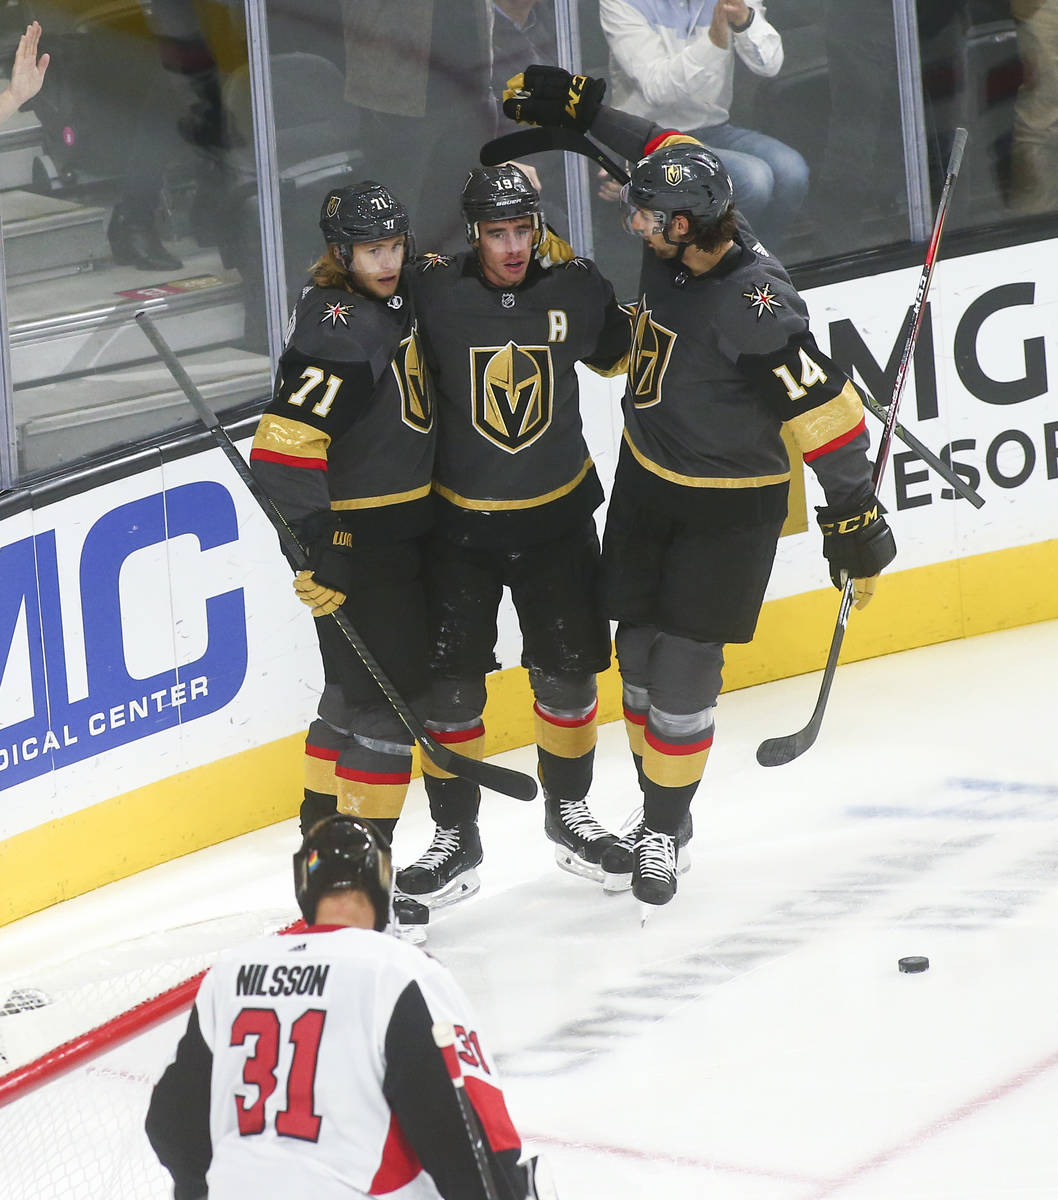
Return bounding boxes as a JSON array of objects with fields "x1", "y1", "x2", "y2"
[
  {"x1": 502, "y1": 68, "x2": 898, "y2": 912},
  {"x1": 397, "y1": 165, "x2": 631, "y2": 905},
  {"x1": 146, "y1": 816, "x2": 538, "y2": 1199}
]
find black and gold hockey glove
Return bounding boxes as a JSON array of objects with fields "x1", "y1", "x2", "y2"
[
  {"x1": 292, "y1": 511, "x2": 355, "y2": 618},
  {"x1": 816, "y1": 494, "x2": 896, "y2": 610},
  {"x1": 503, "y1": 65, "x2": 605, "y2": 132}
]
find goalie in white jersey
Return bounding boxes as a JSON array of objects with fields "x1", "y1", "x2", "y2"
[{"x1": 146, "y1": 816, "x2": 540, "y2": 1199}]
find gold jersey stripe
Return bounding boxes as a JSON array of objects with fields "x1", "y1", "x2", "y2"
[
  {"x1": 433, "y1": 458, "x2": 593, "y2": 510},
  {"x1": 337, "y1": 780, "x2": 411, "y2": 820},
  {"x1": 784, "y1": 380, "x2": 865, "y2": 456},
  {"x1": 623, "y1": 713, "x2": 646, "y2": 759},
  {"x1": 533, "y1": 709, "x2": 598, "y2": 759},
  {"x1": 331, "y1": 483, "x2": 433, "y2": 510},
  {"x1": 252, "y1": 414, "x2": 332, "y2": 461},
  {"x1": 585, "y1": 351, "x2": 631, "y2": 379},
  {"x1": 623, "y1": 429, "x2": 791, "y2": 488},
  {"x1": 658, "y1": 134, "x2": 703, "y2": 149},
  {"x1": 304, "y1": 753, "x2": 338, "y2": 795},
  {"x1": 643, "y1": 742, "x2": 712, "y2": 788}
]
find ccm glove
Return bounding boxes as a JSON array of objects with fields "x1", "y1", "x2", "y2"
[
  {"x1": 292, "y1": 570, "x2": 345, "y2": 617},
  {"x1": 816, "y1": 495, "x2": 896, "y2": 610},
  {"x1": 503, "y1": 65, "x2": 605, "y2": 132}
]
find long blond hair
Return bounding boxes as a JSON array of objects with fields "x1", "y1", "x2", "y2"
[{"x1": 310, "y1": 246, "x2": 355, "y2": 291}]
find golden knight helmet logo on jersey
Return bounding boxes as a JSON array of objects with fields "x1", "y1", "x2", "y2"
[{"x1": 470, "y1": 342, "x2": 554, "y2": 452}]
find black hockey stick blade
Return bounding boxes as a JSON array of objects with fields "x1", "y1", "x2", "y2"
[
  {"x1": 134, "y1": 311, "x2": 537, "y2": 802},
  {"x1": 861, "y1": 392, "x2": 984, "y2": 509},
  {"x1": 481, "y1": 127, "x2": 630, "y2": 184},
  {"x1": 756, "y1": 585, "x2": 853, "y2": 767}
]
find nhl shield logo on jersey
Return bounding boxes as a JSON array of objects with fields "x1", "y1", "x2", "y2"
[
  {"x1": 470, "y1": 342, "x2": 554, "y2": 452},
  {"x1": 627, "y1": 300, "x2": 676, "y2": 408},
  {"x1": 391, "y1": 324, "x2": 433, "y2": 433},
  {"x1": 742, "y1": 282, "x2": 784, "y2": 319}
]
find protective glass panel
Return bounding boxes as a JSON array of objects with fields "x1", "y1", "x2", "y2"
[{"x1": 1, "y1": 2, "x2": 270, "y2": 483}]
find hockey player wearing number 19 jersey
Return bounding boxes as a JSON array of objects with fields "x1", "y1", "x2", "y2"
[
  {"x1": 146, "y1": 816, "x2": 537, "y2": 1199},
  {"x1": 500, "y1": 68, "x2": 897, "y2": 912},
  {"x1": 396, "y1": 165, "x2": 632, "y2": 905}
]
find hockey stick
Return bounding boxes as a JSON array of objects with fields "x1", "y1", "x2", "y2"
[
  {"x1": 432, "y1": 1022, "x2": 502, "y2": 1200},
  {"x1": 861, "y1": 391, "x2": 984, "y2": 509},
  {"x1": 757, "y1": 128, "x2": 968, "y2": 768},
  {"x1": 481, "y1": 126, "x2": 630, "y2": 184},
  {"x1": 134, "y1": 312, "x2": 537, "y2": 802}
]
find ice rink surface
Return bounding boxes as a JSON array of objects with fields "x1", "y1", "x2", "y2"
[{"x1": 2, "y1": 619, "x2": 1056, "y2": 1199}]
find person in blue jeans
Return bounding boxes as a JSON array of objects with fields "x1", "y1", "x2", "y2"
[{"x1": 599, "y1": 0, "x2": 808, "y2": 249}]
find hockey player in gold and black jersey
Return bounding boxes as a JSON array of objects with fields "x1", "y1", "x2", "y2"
[
  {"x1": 503, "y1": 67, "x2": 897, "y2": 913},
  {"x1": 396, "y1": 164, "x2": 631, "y2": 906},
  {"x1": 249, "y1": 182, "x2": 433, "y2": 941}
]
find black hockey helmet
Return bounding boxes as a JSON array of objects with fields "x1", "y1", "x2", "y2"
[
  {"x1": 623, "y1": 143, "x2": 734, "y2": 235},
  {"x1": 319, "y1": 181, "x2": 413, "y2": 266},
  {"x1": 461, "y1": 164, "x2": 544, "y2": 244},
  {"x1": 293, "y1": 814, "x2": 392, "y2": 930}
]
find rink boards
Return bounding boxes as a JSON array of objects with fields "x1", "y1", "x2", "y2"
[{"x1": 2, "y1": 234, "x2": 1057, "y2": 922}]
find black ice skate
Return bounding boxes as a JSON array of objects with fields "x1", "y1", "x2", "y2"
[
  {"x1": 601, "y1": 809, "x2": 692, "y2": 894},
  {"x1": 392, "y1": 891, "x2": 430, "y2": 945},
  {"x1": 544, "y1": 794, "x2": 618, "y2": 881},
  {"x1": 396, "y1": 822, "x2": 482, "y2": 908},
  {"x1": 632, "y1": 827, "x2": 681, "y2": 917}
]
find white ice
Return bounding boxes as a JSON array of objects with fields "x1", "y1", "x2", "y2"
[{"x1": 2, "y1": 619, "x2": 1056, "y2": 1199}]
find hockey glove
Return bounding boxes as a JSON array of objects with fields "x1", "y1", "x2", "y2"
[
  {"x1": 293, "y1": 570, "x2": 345, "y2": 617},
  {"x1": 292, "y1": 510, "x2": 356, "y2": 617},
  {"x1": 816, "y1": 495, "x2": 896, "y2": 610},
  {"x1": 503, "y1": 65, "x2": 605, "y2": 132}
]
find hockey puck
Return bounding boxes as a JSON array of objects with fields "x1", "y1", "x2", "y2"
[{"x1": 898, "y1": 956, "x2": 929, "y2": 974}]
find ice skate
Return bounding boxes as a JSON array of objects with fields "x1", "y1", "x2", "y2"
[
  {"x1": 391, "y1": 891, "x2": 429, "y2": 945},
  {"x1": 544, "y1": 794, "x2": 618, "y2": 881},
  {"x1": 632, "y1": 827, "x2": 680, "y2": 923},
  {"x1": 396, "y1": 822, "x2": 482, "y2": 908},
  {"x1": 601, "y1": 808, "x2": 692, "y2": 894}
]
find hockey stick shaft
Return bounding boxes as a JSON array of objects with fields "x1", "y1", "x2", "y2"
[
  {"x1": 861, "y1": 391, "x2": 984, "y2": 509},
  {"x1": 757, "y1": 128, "x2": 968, "y2": 768},
  {"x1": 481, "y1": 127, "x2": 630, "y2": 184},
  {"x1": 134, "y1": 312, "x2": 537, "y2": 802},
  {"x1": 432, "y1": 1022, "x2": 502, "y2": 1200}
]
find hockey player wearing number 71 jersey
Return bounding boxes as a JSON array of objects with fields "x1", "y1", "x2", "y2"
[{"x1": 146, "y1": 815, "x2": 542, "y2": 1199}]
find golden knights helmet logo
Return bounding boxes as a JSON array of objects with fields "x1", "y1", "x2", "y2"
[
  {"x1": 664, "y1": 163, "x2": 686, "y2": 186},
  {"x1": 391, "y1": 322, "x2": 433, "y2": 432},
  {"x1": 470, "y1": 342, "x2": 554, "y2": 452},
  {"x1": 627, "y1": 299, "x2": 676, "y2": 408}
]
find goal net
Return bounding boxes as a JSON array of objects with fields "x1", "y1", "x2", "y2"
[{"x1": 0, "y1": 911, "x2": 301, "y2": 1200}]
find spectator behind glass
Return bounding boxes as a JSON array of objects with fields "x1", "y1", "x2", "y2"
[
  {"x1": 491, "y1": 1, "x2": 568, "y2": 231},
  {"x1": 598, "y1": 0, "x2": 808, "y2": 250},
  {"x1": 1010, "y1": 0, "x2": 1058, "y2": 215},
  {"x1": 342, "y1": 0, "x2": 495, "y2": 253},
  {"x1": 0, "y1": 21, "x2": 49, "y2": 128}
]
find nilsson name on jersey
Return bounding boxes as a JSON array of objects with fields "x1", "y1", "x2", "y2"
[{"x1": 235, "y1": 962, "x2": 331, "y2": 998}]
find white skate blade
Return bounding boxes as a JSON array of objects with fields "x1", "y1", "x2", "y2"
[
  {"x1": 393, "y1": 922, "x2": 428, "y2": 945},
  {"x1": 409, "y1": 868, "x2": 481, "y2": 910},
  {"x1": 553, "y1": 845, "x2": 606, "y2": 883}
]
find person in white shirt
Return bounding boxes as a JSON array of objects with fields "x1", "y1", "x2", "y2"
[
  {"x1": 598, "y1": 0, "x2": 808, "y2": 248},
  {"x1": 146, "y1": 815, "x2": 540, "y2": 1200}
]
